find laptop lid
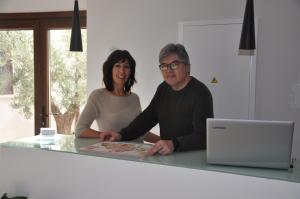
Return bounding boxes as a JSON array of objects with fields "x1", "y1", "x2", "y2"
[{"x1": 207, "y1": 118, "x2": 294, "y2": 169}]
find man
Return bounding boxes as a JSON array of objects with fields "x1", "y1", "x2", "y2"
[{"x1": 100, "y1": 43, "x2": 213, "y2": 156}]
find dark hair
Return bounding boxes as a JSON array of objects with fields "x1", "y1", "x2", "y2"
[{"x1": 102, "y1": 50, "x2": 136, "y2": 92}]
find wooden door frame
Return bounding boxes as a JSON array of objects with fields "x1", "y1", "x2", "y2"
[{"x1": 0, "y1": 11, "x2": 87, "y2": 134}]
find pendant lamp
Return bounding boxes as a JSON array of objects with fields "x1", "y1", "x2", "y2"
[
  {"x1": 239, "y1": 0, "x2": 255, "y2": 50},
  {"x1": 70, "y1": 0, "x2": 83, "y2": 51}
]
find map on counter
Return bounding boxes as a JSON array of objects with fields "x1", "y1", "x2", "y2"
[{"x1": 79, "y1": 142, "x2": 153, "y2": 158}]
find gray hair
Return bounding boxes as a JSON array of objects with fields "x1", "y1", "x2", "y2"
[{"x1": 159, "y1": 43, "x2": 190, "y2": 65}]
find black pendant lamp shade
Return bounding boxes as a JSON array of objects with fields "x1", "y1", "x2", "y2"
[
  {"x1": 239, "y1": 0, "x2": 255, "y2": 50},
  {"x1": 70, "y1": 0, "x2": 83, "y2": 51}
]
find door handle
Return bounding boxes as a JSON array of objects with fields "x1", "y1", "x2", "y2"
[{"x1": 40, "y1": 106, "x2": 48, "y2": 127}]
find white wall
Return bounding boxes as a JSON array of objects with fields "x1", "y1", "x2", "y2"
[
  {"x1": 87, "y1": 0, "x2": 245, "y2": 108},
  {"x1": 1, "y1": 0, "x2": 300, "y2": 159},
  {"x1": 253, "y1": 0, "x2": 300, "y2": 158},
  {"x1": 87, "y1": 0, "x2": 300, "y2": 159}
]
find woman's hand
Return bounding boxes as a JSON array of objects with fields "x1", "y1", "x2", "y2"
[{"x1": 99, "y1": 131, "x2": 122, "y2": 141}]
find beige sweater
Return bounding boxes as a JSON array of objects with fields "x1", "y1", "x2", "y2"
[{"x1": 75, "y1": 88, "x2": 142, "y2": 141}]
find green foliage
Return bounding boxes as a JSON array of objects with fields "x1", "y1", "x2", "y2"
[
  {"x1": 0, "y1": 63, "x2": 13, "y2": 94},
  {"x1": 50, "y1": 30, "x2": 87, "y2": 114},
  {"x1": 0, "y1": 30, "x2": 34, "y2": 118},
  {"x1": 0, "y1": 29, "x2": 87, "y2": 119}
]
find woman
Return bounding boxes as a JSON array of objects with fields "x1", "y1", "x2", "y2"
[{"x1": 75, "y1": 50, "x2": 159, "y2": 143}]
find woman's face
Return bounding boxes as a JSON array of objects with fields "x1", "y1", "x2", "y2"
[
  {"x1": 159, "y1": 54, "x2": 189, "y2": 90},
  {"x1": 112, "y1": 59, "x2": 131, "y2": 88}
]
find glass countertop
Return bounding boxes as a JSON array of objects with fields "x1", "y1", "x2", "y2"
[{"x1": 1, "y1": 134, "x2": 299, "y2": 183}]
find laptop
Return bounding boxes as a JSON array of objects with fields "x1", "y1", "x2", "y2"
[{"x1": 206, "y1": 118, "x2": 294, "y2": 169}]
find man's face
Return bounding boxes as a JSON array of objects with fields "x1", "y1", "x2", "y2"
[{"x1": 159, "y1": 54, "x2": 189, "y2": 90}]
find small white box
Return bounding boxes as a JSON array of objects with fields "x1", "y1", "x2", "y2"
[{"x1": 40, "y1": 128, "x2": 56, "y2": 136}]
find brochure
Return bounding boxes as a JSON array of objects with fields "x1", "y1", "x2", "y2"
[{"x1": 80, "y1": 141, "x2": 152, "y2": 158}]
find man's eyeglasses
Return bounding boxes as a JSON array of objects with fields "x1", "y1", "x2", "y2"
[{"x1": 158, "y1": 61, "x2": 185, "y2": 71}]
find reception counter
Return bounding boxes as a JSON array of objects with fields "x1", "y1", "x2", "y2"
[{"x1": 1, "y1": 134, "x2": 300, "y2": 199}]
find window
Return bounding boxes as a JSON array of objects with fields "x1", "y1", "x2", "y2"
[{"x1": 0, "y1": 11, "x2": 87, "y2": 142}]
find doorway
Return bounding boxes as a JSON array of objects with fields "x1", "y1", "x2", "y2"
[{"x1": 0, "y1": 11, "x2": 87, "y2": 142}]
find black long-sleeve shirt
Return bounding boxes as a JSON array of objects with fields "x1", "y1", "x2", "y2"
[{"x1": 120, "y1": 76, "x2": 213, "y2": 151}]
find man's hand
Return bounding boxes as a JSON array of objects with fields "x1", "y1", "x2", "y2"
[
  {"x1": 99, "y1": 131, "x2": 122, "y2": 141},
  {"x1": 147, "y1": 140, "x2": 175, "y2": 156}
]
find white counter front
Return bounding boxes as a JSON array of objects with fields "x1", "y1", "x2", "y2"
[{"x1": 0, "y1": 135, "x2": 299, "y2": 199}]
